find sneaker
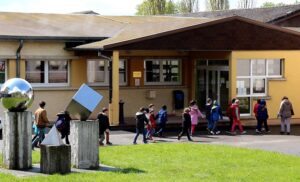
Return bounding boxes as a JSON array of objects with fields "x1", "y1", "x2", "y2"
[
  {"x1": 255, "y1": 129, "x2": 261, "y2": 134},
  {"x1": 133, "y1": 142, "x2": 137, "y2": 145},
  {"x1": 99, "y1": 142, "x2": 104, "y2": 146},
  {"x1": 230, "y1": 131, "x2": 237, "y2": 135},
  {"x1": 210, "y1": 131, "x2": 215, "y2": 135},
  {"x1": 241, "y1": 131, "x2": 247, "y2": 134},
  {"x1": 266, "y1": 130, "x2": 271, "y2": 133},
  {"x1": 280, "y1": 132, "x2": 284, "y2": 135},
  {"x1": 287, "y1": 132, "x2": 290, "y2": 135},
  {"x1": 177, "y1": 136, "x2": 181, "y2": 140},
  {"x1": 188, "y1": 139, "x2": 193, "y2": 142},
  {"x1": 215, "y1": 131, "x2": 221, "y2": 135},
  {"x1": 106, "y1": 142, "x2": 112, "y2": 145}
]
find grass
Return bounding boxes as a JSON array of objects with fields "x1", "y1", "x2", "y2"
[{"x1": 0, "y1": 143, "x2": 300, "y2": 181}]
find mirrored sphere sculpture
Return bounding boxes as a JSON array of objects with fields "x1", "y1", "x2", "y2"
[{"x1": 1, "y1": 78, "x2": 34, "y2": 112}]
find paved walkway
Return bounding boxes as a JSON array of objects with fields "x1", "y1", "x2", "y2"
[{"x1": 109, "y1": 130, "x2": 300, "y2": 156}]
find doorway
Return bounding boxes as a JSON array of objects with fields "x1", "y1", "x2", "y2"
[{"x1": 196, "y1": 60, "x2": 229, "y2": 113}]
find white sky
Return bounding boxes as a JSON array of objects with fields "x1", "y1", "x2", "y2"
[{"x1": 0, "y1": 0, "x2": 297, "y2": 15}]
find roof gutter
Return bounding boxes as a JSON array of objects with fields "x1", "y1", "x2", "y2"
[{"x1": 16, "y1": 40, "x2": 24, "y2": 78}]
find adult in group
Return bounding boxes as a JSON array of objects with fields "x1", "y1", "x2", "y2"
[
  {"x1": 133, "y1": 107, "x2": 149, "y2": 144},
  {"x1": 98, "y1": 107, "x2": 112, "y2": 146},
  {"x1": 189, "y1": 100, "x2": 203, "y2": 136},
  {"x1": 32, "y1": 101, "x2": 49, "y2": 149},
  {"x1": 156, "y1": 105, "x2": 168, "y2": 137},
  {"x1": 278, "y1": 96, "x2": 294, "y2": 135}
]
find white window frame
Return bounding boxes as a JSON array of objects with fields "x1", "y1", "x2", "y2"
[
  {"x1": 26, "y1": 59, "x2": 70, "y2": 87},
  {"x1": 87, "y1": 59, "x2": 127, "y2": 86},
  {"x1": 236, "y1": 59, "x2": 283, "y2": 97},
  {"x1": 144, "y1": 59, "x2": 182, "y2": 85}
]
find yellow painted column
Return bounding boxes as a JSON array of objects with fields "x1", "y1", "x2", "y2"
[
  {"x1": 230, "y1": 51, "x2": 237, "y2": 99},
  {"x1": 109, "y1": 51, "x2": 120, "y2": 125}
]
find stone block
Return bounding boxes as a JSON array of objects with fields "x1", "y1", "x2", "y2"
[
  {"x1": 70, "y1": 120, "x2": 99, "y2": 169},
  {"x1": 40, "y1": 145, "x2": 71, "y2": 174},
  {"x1": 2, "y1": 111, "x2": 32, "y2": 169}
]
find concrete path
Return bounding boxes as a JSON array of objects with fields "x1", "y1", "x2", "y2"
[{"x1": 108, "y1": 130, "x2": 300, "y2": 156}]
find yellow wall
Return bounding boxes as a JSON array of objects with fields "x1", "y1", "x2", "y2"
[{"x1": 231, "y1": 51, "x2": 300, "y2": 119}]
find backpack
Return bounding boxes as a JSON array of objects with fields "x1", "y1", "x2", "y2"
[{"x1": 55, "y1": 118, "x2": 66, "y2": 132}]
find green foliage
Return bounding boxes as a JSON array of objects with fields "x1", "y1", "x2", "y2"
[
  {"x1": 237, "y1": 0, "x2": 256, "y2": 9},
  {"x1": 136, "y1": 0, "x2": 177, "y2": 15},
  {"x1": 176, "y1": 0, "x2": 199, "y2": 13},
  {"x1": 1, "y1": 144, "x2": 300, "y2": 181},
  {"x1": 261, "y1": 2, "x2": 287, "y2": 8},
  {"x1": 206, "y1": 0, "x2": 230, "y2": 11}
]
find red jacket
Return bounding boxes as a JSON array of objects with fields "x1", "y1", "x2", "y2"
[
  {"x1": 231, "y1": 104, "x2": 240, "y2": 120},
  {"x1": 253, "y1": 103, "x2": 260, "y2": 117}
]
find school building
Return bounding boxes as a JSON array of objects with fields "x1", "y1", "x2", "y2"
[{"x1": 1, "y1": 5, "x2": 300, "y2": 125}]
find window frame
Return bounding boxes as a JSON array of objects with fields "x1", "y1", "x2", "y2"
[
  {"x1": 87, "y1": 59, "x2": 127, "y2": 86},
  {"x1": 26, "y1": 59, "x2": 70, "y2": 87},
  {"x1": 0, "y1": 59, "x2": 7, "y2": 85},
  {"x1": 144, "y1": 59, "x2": 182, "y2": 85}
]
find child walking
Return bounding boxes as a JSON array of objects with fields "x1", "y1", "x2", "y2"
[
  {"x1": 230, "y1": 99, "x2": 246, "y2": 135},
  {"x1": 189, "y1": 100, "x2": 203, "y2": 136},
  {"x1": 178, "y1": 108, "x2": 193, "y2": 141}
]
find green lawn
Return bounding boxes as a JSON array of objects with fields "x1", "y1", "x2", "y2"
[{"x1": 1, "y1": 143, "x2": 300, "y2": 181}]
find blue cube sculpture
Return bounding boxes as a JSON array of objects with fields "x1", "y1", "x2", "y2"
[{"x1": 66, "y1": 84, "x2": 103, "y2": 121}]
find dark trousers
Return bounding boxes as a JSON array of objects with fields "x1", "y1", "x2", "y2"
[
  {"x1": 156, "y1": 122, "x2": 166, "y2": 137},
  {"x1": 133, "y1": 128, "x2": 147, "y2": 144},
  {"x1": 257, "y1": 119, "x2": 269, "y2": 132},
  {"x1": 228, "y1": 117, "x2": 233, "y2": 131},
  {"x1": 178, "y1": 126, "x2": 192, "y2": 140}
]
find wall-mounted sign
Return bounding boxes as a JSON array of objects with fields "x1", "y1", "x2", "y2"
[{"x1": 133, "y1": 71, "x2": 142, "y2": 78}]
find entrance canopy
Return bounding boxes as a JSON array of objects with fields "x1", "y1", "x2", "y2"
[{"x1": 77, "y1": 16, "x2": 300, "y2": 51}]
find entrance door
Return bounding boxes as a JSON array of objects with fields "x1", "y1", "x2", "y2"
[{"x1": 196, "y1": 63, "x2": 229, "y2": 113}]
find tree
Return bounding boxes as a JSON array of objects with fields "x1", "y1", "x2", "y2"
[
  {"x1": 237, "y1": 0, "x2": 256, "y2": 9},
  {"x1": 206, "y1": 0, "x2": 230, "y2": 11},
  {"x1": 176, "y1": 0, "x2": 200, "y2": 13},
  {"x1": 136, "y1": 0, "x2": 177, "y2": 15},
  {"x1": 261, "y1": 2, "x2": 286, "y2": 8}
]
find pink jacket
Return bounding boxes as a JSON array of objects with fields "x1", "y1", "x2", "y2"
[{"x1": 189, "y1": 105, "x2": 203, "y2": 125}]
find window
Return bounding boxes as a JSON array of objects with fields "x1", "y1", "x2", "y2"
[
  {"x1": 87, "y1": 59, "x2": 127, "y2": 86},
  {"x1": 26, "y1": 60, "x2": 69, "y2": 86},
  {"x1": 0, "y1": 60, "x2": 6, "y2": 84},
  {"x1": 236, "y1": 59, "x2": 283, "y2": 114},
  {"x1": 144, "y1": 59, "x2": 181, "y2": 85}
]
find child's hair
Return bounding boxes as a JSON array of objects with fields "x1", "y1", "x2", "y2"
[{"x1": 183, "y1": 107, "x2": 190, "y2": 113}]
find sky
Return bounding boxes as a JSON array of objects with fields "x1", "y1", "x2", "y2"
[{"x1": 0, "y1": 0, "x2": 297, "y2": 15}]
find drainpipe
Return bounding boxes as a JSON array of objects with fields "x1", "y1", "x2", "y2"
[
  {"x1": 98, "y1": 51, "x2": 112, "y2": 103},
  {"x1": 16, "y1": 40, "x2": 24, "y2": 78}
]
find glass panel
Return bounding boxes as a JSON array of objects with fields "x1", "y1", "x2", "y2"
[
  {"x1": 267, "y1": 59, "x2": 282, "y2": 76},
  {"x1": 119, "y1": 60, "x2": 126, "y2": 83},
  {"x1": 197, "y1": 69, "x2": 206, "y2": 111},
  {"x1": 252, "y1": 59, "x2": 266, "y2": 76},
  {"x1": 0, "y1": 60, "x2": 5, "y2": 84},
  {"x1": 145, "y1": 60, "x2": 160, "y2": 82},
  {"x1": 208, "y1": 60, "x2": 228, "y2": 66},
  {"x1": 237, "y1": 60, "x2": 250, "y2": 76},
  {"x1": 208, "y1": 70, "x2": 218, "y2": 101},
  {"x1": 162, "y1": 60, "x2": 179, "y2": 82},
  {"x1": 252, "y1": 78, "x2": 265, "y2": 94},
  {"x1": 48, "y1": 60, "x2": 68, "y2": 83},
  {"x1": 238, "y1": 97, "x2": 251, "y2": 114},
  {"x1": 197, "y1": 60, "x2": 207, "y2": 66},
  {"x1": 87, "y1": 60, "x2": 106, "y2": 83},
  {"x1": 236, "y1": 78, "x2": 250, "y2": 95},
  {"x1": 26, "y1": 60, "x2": 45, "y2": 83},
  {"x1": 220, "y1": 71, "x2": 229, "y2": 114}
]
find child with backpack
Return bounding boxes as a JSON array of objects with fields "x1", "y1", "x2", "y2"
[{"x1": 55, "y1": 111, "x2": 71, "y2": 144}]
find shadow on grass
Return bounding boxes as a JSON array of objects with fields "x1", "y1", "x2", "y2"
[{"x1": 116, "y1": 167, "x2": 146, "y2": 174}]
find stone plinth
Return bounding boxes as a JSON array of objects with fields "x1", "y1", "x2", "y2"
[
  {"x1": 2, "y1": 111, "x2": 32, "y2": 169},
  {"x1": 70, "y1": 120, "x2": 99, "y2": 169},
  {"x1": 40, "y1": 145, "x2": 71, "y2": 174}
]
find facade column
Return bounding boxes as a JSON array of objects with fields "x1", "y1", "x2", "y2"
[{"x1": 109, "y1": 51, "x2": 120, "y2": 125}]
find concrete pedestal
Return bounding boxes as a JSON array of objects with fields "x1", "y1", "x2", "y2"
[
  {"x1": 40, "y1": 145, "x2": 71, "y2": 174},
  {"x1": 70, "y1": 120, "x2": 99, "y2": 169},
  {"x1": 2, "y1": 111, "x2": 32, "y2": 169}
]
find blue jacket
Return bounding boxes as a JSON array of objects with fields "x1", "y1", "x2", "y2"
[
  {"x1": 211, "y1": 105, "x2": 223, "y2": 122},
  {"x1": 157, "y1": 109, "x2": 168, "y2": 124},
  {"x1": 257, "y1": 105, "x2": 269, "y2": 121}
]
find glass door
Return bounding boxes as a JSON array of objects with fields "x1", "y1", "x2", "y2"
[{"x1": 197, "y1": 66, "x2": 229, "y2": 113}]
